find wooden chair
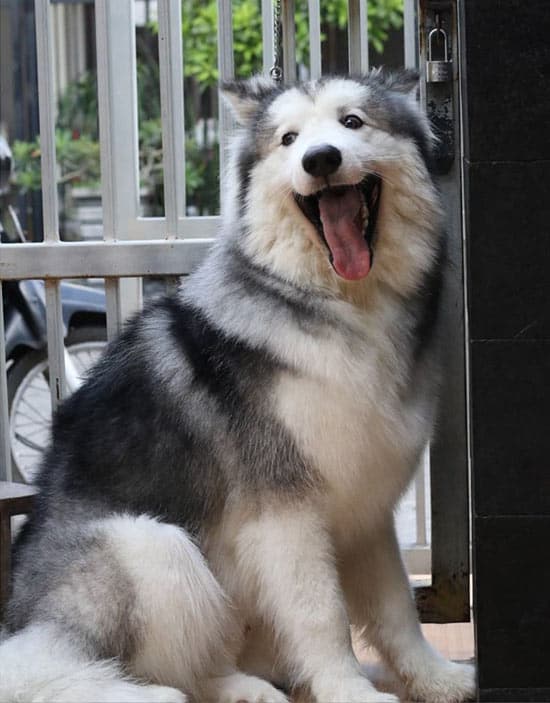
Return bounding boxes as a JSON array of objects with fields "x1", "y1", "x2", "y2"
[{"x1": 0, "y1": 481, "x2": 37, "y2": 619}]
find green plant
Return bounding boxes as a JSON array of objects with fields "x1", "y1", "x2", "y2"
[
  {"x1": 138, "y1": 118, "x2": 219, "y2": 215},
  {"x1": 57, "y1": 73, "x2": 99, "y2": 139},
  {"x1": 11, "y1": 140, "x2": 42, "y2": 193},
  {"x1": 176, "y1": 0, "x2": 403, "y2": 88},
  {"x1": 364, "y1": 0, "x2": 403, "y2": 53},
  {"x1": 12, "y1": 130, "x2": 101, "y2": 193}
]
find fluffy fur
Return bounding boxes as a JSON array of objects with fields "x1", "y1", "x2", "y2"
[{"x1": 0, "y1": 71, "x2": 475, "y2": 702}]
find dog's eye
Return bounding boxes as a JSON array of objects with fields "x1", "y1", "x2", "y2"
[
  {"x1": 342, "y1": 115, "x2": 364, "y2": 130},
  {"x1": 281, "y1": 132, "x2": 297, "y2": 146}
]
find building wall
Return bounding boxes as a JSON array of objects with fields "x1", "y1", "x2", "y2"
[{"x1": 461, "y1": 1, "x2": 550, "y2": 700}]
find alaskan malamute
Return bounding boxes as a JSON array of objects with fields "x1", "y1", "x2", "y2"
[{"x1": 1, "y1": 71, "x2": 475, "y2": 702}]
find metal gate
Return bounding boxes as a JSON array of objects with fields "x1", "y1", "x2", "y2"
[{"x1": 0, "y1": 0, "x2": 468, "y2": 622}]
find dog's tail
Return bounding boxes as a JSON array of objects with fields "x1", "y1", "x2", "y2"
[{"x1": 0, "y1": 622, "x2": 186, "y2": 702}]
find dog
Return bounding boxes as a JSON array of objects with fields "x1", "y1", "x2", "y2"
[{"x1": 0, "y1": 70, "x2": 475, "y2": 702}]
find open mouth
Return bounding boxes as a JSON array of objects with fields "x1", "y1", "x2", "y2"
[{"x1": 293, "y1": 175, "x2": 381, "y2": 281}]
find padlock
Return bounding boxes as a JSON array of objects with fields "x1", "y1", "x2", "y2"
[{"x1": 426, "y1": 28, "x2": 453, "y2": 83}]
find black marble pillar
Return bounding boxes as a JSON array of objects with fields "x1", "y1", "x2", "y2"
[{"x1": 461, "y1": 2, "x2": 550, "y2": 701}]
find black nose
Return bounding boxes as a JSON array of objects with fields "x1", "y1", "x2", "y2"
[{"x1": 302, "y1": 144, "x2": 342, "y2": 177}]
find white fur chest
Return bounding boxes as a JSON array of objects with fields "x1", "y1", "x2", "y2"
[{"x1": 272, "y1": 321, "x2": 430, "y2": 543}]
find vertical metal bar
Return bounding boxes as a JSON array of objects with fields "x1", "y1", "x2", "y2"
[
  {"x1": 44, "y1": 279, "x2": 66, "y2": 408},
  {"x1": 261, "y1": 0, "x2": 275, "y2": 74},
  {"x1": 103, "y1": 281, "x2": 121, "y2": 341},
  {"x1": 281, "y1": 0, "x2": 296, "y2": 84},
  {"x1": 52, "y1": 2, "x2": 65, "y2": 98},
  {"x1": 35, "y1": 0, "x2": 59, "y2": 242},
  {"x1": 415, "y1": 448, "x2": 428, "y2": 546},
  {"x1": 417, "y1": 0, "x2": 427, "y2": 108},
  {"x1": 35, "y1": 0, "x2": 66, "y2": 408},
  {"x1": 44, "y1": 281, "x2": 67, "y2": 407},
  {"x1": 427, "y1": 0, "x2": 469, "y2": 598},
  {"x1": 404, "y1": 0, "x2": 418, "y2": 68},
  {"x1": 217, "y1": 0, "x2": 235, "y2": 189},
  {"x1": 348, "y1": 0, "x2": 369, "y2": 74},
  {"x1": 158, "y1": 0, "x2": 186, "y2": 234},
  {"x1": 74, "y1": 3, "x2": 87, "y2": 77},
  {"x1": 415, "y1": 0, "x2": 470, "y2": 623},
  {"x1": 308, "y1": 0, "x2": 322, "y2": 79},
  {"x1": 95, "y1": 0, "x2": 141, "y2": 236},
  {"x1": 95, "y1": 0, "x2": 142, "y2": 339},
  {"x1": 0, "y1": 283, "x2": 12, "y2": 480}
]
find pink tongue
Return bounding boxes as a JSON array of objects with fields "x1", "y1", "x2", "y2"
[{"x1": 318, "y1": 189, "x2": 371, "y2": 280}]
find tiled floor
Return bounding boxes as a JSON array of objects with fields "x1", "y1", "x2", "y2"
[{"x1": 420, "y1": 621, "x2": 475, "y2": 662}]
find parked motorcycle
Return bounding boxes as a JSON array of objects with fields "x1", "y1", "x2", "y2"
[{"x1": 1, "y1": 135, "x2": 107, "y2": 483}]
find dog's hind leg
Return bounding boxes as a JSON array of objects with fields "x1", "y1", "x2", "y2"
[
  {"x1": 5, "y1": 513, "x2": 285, "y2": 702},
  {"x1": 4, "y1": 513, "x2": 252, "y2": 702},
  {"x1": 103, "y1": 515, "x2": 235, "y2": 690},
  {"x1": 340, "y1": 518, "x2": 476, "y2": 703},
  {"x1": 104, "y1": 514, "x2": 287, "y2": 703}
]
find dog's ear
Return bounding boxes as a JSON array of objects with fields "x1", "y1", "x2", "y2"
[
  {"x1": 367, "y1": 67, "x2": 420, "y2": 102},
  {"x1": 221, "y1": 76, "x2": 280, "y2": 124}
]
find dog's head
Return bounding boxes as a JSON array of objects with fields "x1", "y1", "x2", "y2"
[{"x1": 221, "y1": 71, "x2": 440, "y2": 292}]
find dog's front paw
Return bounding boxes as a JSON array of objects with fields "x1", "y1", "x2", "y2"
[
  {"x1": 406, "y1": 660, "x2": 475, "y2": 703},
  {"x1": 312, "y1": 674, "x2": 399, "y2": 702},
  {"x1": 206, "y1": 672, "x2": 289, "y2": 703}
]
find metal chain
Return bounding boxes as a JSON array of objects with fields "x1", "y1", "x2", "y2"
[{"x1": 270, "y1": 0, "x2": 283, "y2": 81}]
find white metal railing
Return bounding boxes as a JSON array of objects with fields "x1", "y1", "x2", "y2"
[
  {"x1": 348, "y1": 0, "x2": 369, "y2": 73},
  {"x1": 0, "y1": 0, "x2": 429, "y2": 568}
]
